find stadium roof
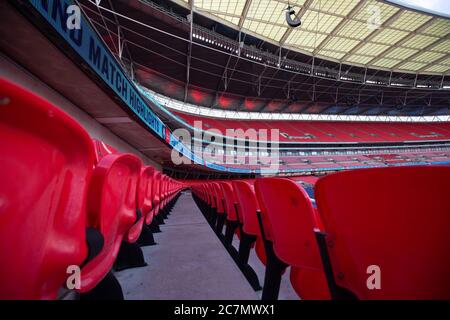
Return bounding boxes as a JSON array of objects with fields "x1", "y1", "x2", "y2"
[
  {"x1": 78, "y1": 0, "x2": 450, "y2": 116},
  {"x1": 173, "y1": 0, "x2": 450, "y2": 74}
]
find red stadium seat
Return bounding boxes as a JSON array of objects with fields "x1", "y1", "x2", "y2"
[
  {"x1": 152, "y1": 171, "x2": 163, "y2": 226},
  {"x1": 315, "y1": 166, "x2": 450, "y2": 299},
  {"x1": 212, "y1": 182, "x2": 226, "y2": 235},
  {"x1": 0, "y1": 79, "x2": 95, "y2": 299},
  {"x1": 92, "y1": 139, "x2": 118, "y2": 162},
  {"x1": 232, "y1": 181, "x2": 261, "y2": 238},
  {"x1": 91, "y1": 139, "x2": 150, "y2": 251},
  {"x1": 0, "y1": 79, "x2": 188, "y2": 299},
  {"x1": 139, "y1": 166, "x2": 155, "y2": 225},
  {"x1": 80, "y1": 153, "x2": 142, "y2": 293},
  {"x1": 220, "y1": 182, "x2": 239, "y2": 246},
  {"x1": 231, "y1": 181, "x2": 266, "y2": 289},
  {"x1": 255, "y1": 178, "x2": 330, "y2": 300},
  {"x1": 134, "y1": 166, "x2": 157, "y2": 246}
]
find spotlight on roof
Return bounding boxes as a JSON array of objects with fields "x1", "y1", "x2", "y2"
[{"x1": 285, "y1": 5, "x2": 301, "y2": 28}]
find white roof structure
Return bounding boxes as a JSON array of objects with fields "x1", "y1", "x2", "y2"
[{"x1": 173, "y1": 0, "x2": 450, "y2": 74}]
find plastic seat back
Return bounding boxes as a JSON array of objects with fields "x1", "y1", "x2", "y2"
[
  {"x1": 152, "y1": 171, "x2": 161, "y2": 215},
  {"x1": 0, "y1": 79, "x2": 95, "y2": 299},
  {"x1": 92, "y1": 139, "x2": 118, "y2": 163},
  {"x1": 128, "y1": 165, "x2": 154, "y2": 242},
  {"x1": 212, "y1": 182, "x2": 224, "y2": 213},
  {"x1": 315, "y1": 166, "x2": 450, "y2": 299},
  {"x1": 80, "y1": 153, "x2": 141, "y2": 292},
  {"x1": 231, "y1": 181, "x2": 260, "y2": 236},
  {"x1": 220, "y1": 182, "x2": 237, "y2": 221},
  {"x1": 254, "y1": 178, "x2": 323, "y2": 270},
  {"x1": 139, "y1": 167, "x2": 155, "y2": 225},
  {"x1": 208, "y1": 183, "x2": 216, "y2": 208}
]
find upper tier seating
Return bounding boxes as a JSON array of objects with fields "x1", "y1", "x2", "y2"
[
  {"x1": 315, "y1": 166, "x2": 450, "y2": 299},
  {"x1": 173, "y1": 111, "x2": 450, "y2": 143}
]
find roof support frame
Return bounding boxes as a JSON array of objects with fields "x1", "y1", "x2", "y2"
[
  {"x1": 340, "y1": 9, "x2": 404, "y2": 61},
  {"x1": 238, "y1": 0, "x2": 253, "y2": 30},
  {"x1": 312, "y1": 0, "x2": 366, "y2": 55},
  {"x1": 184, "y1": 0, "x2": 194, "y2": 102},
  {"x1": 391, "y1": 35, "x2": 450, "y2": 70},
  {"x1": 367, "y1": 18, "x2": 436, "y2": 65}
]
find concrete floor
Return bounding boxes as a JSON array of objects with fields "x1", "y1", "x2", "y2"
[
  {"x1": 115, "y1": 191, "x2": 258, "y2": 300},
  {"x1": 115, "y1": 190, "x2": 299, "y2": 300}
]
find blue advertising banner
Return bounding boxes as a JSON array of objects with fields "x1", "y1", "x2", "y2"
[{"x1": 29, "y1": 0, "x2": 165, "y2": 138}]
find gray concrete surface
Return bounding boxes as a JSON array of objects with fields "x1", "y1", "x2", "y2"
[
  {"x1": 115, "y1": 191, "x2": 258, "y2": 300},
  {"x1": 229, "y1": 240, "x2": 300, "y2": 300}
]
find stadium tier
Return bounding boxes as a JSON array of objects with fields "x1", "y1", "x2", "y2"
[
  {"x1": 1, "y1": 0, "x2": 449, "y2": 305},
  {"x1": 173, "y1": 111, "x2": 450, "y2": 143}
]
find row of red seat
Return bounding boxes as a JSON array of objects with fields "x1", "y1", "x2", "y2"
[
  {"x1": 0, "y1": 79, "x2": 186, "y2": 299},
  {"x1": 173, "y1": 110, "x2": 450, "y2": 143},
  {"x1": 191, "y1": 166, "x2": 450, "y2": 299},
  {"x1": 219, "y1": 151, "x2": 450, "y2": 170}
]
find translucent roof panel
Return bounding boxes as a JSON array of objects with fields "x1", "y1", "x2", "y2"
[
  {"x1": 385, "y1": 47, "x2": 418, "y2": 60},
  {"x1": 309, "y1": 0, "x2": 360, "y2": 16},
  {"x1": 356, "y1": 43, "x2": 390, "y2": 56},
  {"x1": 346, "y1": 54, "x2": 374, "y2": 64},
  {"x1": 397, "y1": 61, "x2": 428, "y2": 70},
  {"x1": 371, "y1": 28, "x2": 409, "y2": 45},
  {"x1": 184, "y1": 0, "x2": 450, "y2": 74},
  {"x1": 412, "y1": 51, "x2": 446, "y2": 63},
  {"x1": 432, "y1": 40, "x2": 450, "y2": 53},
  {"x1": 336, "y1": 20, "x2": 374, "y2": 40},
  {"x1": 373, "y1": 57, "x2": 403, "y2": 69},
  {"x1": 423, "y1": 64, "x2": 449, "y2": 73},
  {"x1": 389, "y1": 10, "x2": 431, "y2": 31},
  {"x1": 322, "y1": 37, "x2": 360, "y2": 54},
  {"x1": 300, "y1": 10, "x2": 343, "y2": 34},
  {"x1": 402, "y1": 34, "x2": 440, "y2": 49},
  {"x1": 285, "y1": 30, "x2": 327, "y2": 50},
  {"x1": 194, "y1": 0, "x2": 245, "y2": 21}
]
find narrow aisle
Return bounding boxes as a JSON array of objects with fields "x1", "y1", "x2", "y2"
[{"x1": 115, "y1": 191, "x2": 258, "y2": 300}]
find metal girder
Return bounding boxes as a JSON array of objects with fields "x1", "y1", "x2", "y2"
[
  {"x1": 392, "y1": 36, "x2": 450, "y2": 70},
  {"x1": 238, "y1": 0, "x2": 253, "y2": 29},
  {"x1": 216, "y1": 33, "x2": 244, "y2": 102},
  {"x1": 312, "y1": 0, "x2": 366, "y2": 55},
  {"x1": 417, "y1": 53, "x2": 450, "y2": 73},
  {"x1": 367, "y1": 18, "x2": 436, "y2": 65},
  {"x1": 184, "y1": 0, "x2": 194, "y2": 102}
]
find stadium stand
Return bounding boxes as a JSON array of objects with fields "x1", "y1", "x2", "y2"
[
  {"x1": 173, "y1": 111, "x2": 450, "y2": 143},
  {"x1": 1, "y1": 0, "x2": 449, "y2": 303},
  {"x1": 191, "y1": 167, "x2": 450, "y2": 300}
]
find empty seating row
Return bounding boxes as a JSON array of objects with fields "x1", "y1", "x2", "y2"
[
  {"x1": 173, "y1": 110, "x2": 450, "y2": 143},
  {"x1": 190, "y1": 166, "x2": 450, "y2": 299},
  {"x1": 0, "y1": 79, "x2": 186, "y2": 299}
]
